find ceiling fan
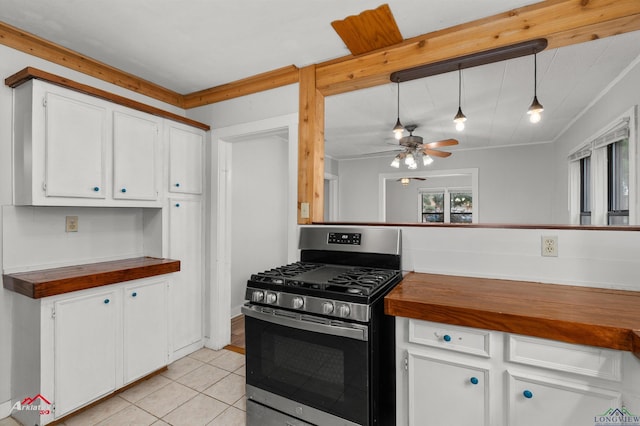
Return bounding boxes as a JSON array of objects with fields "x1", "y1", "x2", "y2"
[
  {"x1": 390, "y1": 125, "x2": 458, "y2": 169},
  {"x1": 396, "y1": 177, "x2": 426, "y2": 186}
]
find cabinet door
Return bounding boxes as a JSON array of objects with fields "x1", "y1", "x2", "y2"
[
  {"x1": 408, "y1": 350, "x2": 490, "y2": 426},
  {"x1": 113, "y1": 110, "x2": 160, "y2": 201},
  {"x1": 168, "y1": 125, "x2": 203, "y2": 194},
  {"x1": 123, "y1": 279, "x2": 168, "y2": 384},
  {"x1": 507, "y1": 372, "x2": 622, "y2": 426},
  {"x1": 168, "y1": 198, "x2": 203, "y2": 352},
  {"x1": 54, "y1": 290, "x2": 118, "y2": 417},
  {"x1": 45, "y1": 91, "x2": 107, "y2": 199}
]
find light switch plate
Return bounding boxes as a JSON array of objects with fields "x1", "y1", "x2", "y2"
[
  {"x1": 66, "y1": 216, "x2": 78, "y2": 232},
  {"x1": 301, "y1": 203, "x2": 310, "y2": 219}
]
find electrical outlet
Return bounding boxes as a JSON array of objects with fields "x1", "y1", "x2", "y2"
[
  {"x1": 66, "y1": 216, "x2": 78, "y2": 232},
  {"x1": 300, "y1": 203, "x2": 310, "y2": 219},
  {"x1": 541, "y1": 236, "x2": 557, "y2": 257}
]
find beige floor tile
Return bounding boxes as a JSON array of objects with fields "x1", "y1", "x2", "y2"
[
  {"x1": 188, "y1": 347, "x2": 225, "y2": 363},
  {"x1": 0, "y1": 417, "x2": 22, "y2": 426},
  {"x1": 203, "y1": 373, "x2": 245, "y2": 405},
  {"x1": 161, "y1": 356, "x2": 205, "y2": 380},
  {"x1": 96, "y1": 405, "x2": 158, "y2": 426},
  {"x1": 232, "y1": 396, "x2": 246, "y2": 411},
  {"x1": 120, "y1": 374, "x2": 172, "y2": 403},
  {"x1": 162, "y1": 394, "x2": 228, "y2": 426},
  {"x1": 207, "y1": 406, "x2": 246, "y2": 426},
  {"x1": 136, "y1": 382, "x2": 198, "y2": 418},
  {"x1": 208, "y1": 350, "x2": 245, "y2": 372},
  {"x1": 150, "y1": 420, "x2": 170, "y2": 426},
  {"x1": 64, "y1": 396, "x2": 131, "y2": 426},
  {"x1": 233, "y1": 364, "x2": 246, "y2": 377},
  {"x1": 175, "y1": 364, "x2": 230, "y2": 392}
]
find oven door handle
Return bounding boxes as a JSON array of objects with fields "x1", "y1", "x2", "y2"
[{"x1": 242, "y1": 305, "x2": 368, "y2": 341}]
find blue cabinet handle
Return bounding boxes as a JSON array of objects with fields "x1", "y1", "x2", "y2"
[
  {"x1": 523, "y1": 390, "x2": 533, "y2": 399},
  {"x1": 121, "y1": 188, "x2": 127, "y2": 193},
  {"x1": 93, "y1": 186, "x2": 100, "y2": 192},
  {"x1": 103, "y1": 298, "x2": 110, "y2": 304},
  {"x1": 175, "y1": 183, "x2": 181, "y2": 187},
  {"x1": 470, "y1": 377, "x2": 479, "y2": 385},
  {"x1": 175, "y1": 203, "x2": 181, "y2": 207},
  {"x1": 443, "y1": 334, "x2": 452, "y2": 342},
  {"x1": 132, "y1": 292, "x2": 137, "y2": 297}
]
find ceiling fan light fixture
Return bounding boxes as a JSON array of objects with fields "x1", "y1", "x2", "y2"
[
  {"x1": 408, "y1": 162, "x2": 418, "y2": 170},
  {"x1": 400, "y1": 177, "x2": 410, "y2": 186},
  {"x1": 423, "y1": 154, "x2": 434, "y2": 166},
  {"x1": 404, "y1": 152, "x2": 415, "y2": 166},
  {"x1": 390, "y1": 155, "x2": 401, "y2": 168}
]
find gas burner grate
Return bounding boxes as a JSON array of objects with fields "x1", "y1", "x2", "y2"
[{"x1": 259, "y1": 262, "x2": 321, "y2": 278}]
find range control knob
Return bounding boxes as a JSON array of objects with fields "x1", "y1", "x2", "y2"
[
  {"x1": 251, "y1": 290, "x2": 264, "y2": 303},
  {"x1": 322, "y1": 302, "x2": 334, "y2": 315},
  {"x1": 337, "y1": 304, "x2": 351, "y2": 318},
  {"x1": 265, "y1": 292, "x2": 277, "y2": 304},
  {"x1": 292, "y1": 296, "x2": 304, "y2": 309}
]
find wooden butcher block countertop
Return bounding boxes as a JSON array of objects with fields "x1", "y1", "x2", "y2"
[
  {"x1": 385, "y1": 272, "x2": 640, "y2": 358},
  {"x1": 3, "y1": 256, "x2": 180, "y2": 299}
]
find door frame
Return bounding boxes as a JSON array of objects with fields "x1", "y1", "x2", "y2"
[{"x1": 207, "y1": 113, "x2": 299, "y2": 349}]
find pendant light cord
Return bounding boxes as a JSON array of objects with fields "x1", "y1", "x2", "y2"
[
  {"x1": 533, "y1": 52, "x2": 537, "y2": 97},
  {"x1": 396, "y1": 80, "x2": 401, "y2": 119},
  {"x1": 458, "y1": 67, "x2": 462, "y2": 108}
]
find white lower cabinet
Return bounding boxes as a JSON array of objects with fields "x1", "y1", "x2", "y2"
[
  {"x1": 11, "y1": 276, "x2": 170, "y2": 425},
  {"x1": 54, "y1": 290, "x2": 119, "y2": 417},
  {"x1": 397, "y1": 318, "x2": 640, "y2": 426},
  {"x1": 407, "y1": 351, "x2": 489, "y2": 426}
]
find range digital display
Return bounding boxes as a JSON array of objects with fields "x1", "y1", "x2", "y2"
[{"x1": 327, "y1": 232, "x2": 361, "y2": 245}]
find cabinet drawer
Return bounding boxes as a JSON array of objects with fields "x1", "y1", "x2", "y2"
[
  {"x1": 409, "y1": 319, "x2": 491, "y2": 357},
  {"x1": 506, "y1": 335, "x2": 622, "y2": 381}
]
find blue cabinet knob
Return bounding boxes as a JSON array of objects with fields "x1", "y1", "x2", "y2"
[
  {"x1": 470, "y1": 377, "x2": 479, "y2": 385},
  {"x1": 175, "y1": 183, "x2": 180, "y2": 187},
  {"x1": 443, "y1": 334, "x2": 452, "y2": 342},
  {"x1": 523, "y1": 390, "x2": 533, "y2": 399},
  {"x1": 175, "y1": 203, "x2": 181, "y2": 207},
  {"x1": 93, "y1": 186, "x2": 100, "y2": 192},
  {"x1": 121, "y1": 188, "x2": 127, "y2": 193},
  {"x1": 103, "y1": 299, "x2": 110, "y2": 304},
  {"x1": 132, "y1": 292, "x2": 137, "y2": 297}
]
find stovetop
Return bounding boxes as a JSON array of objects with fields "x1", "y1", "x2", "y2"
[{"x1": 245, "y1": 261, "x2": 402, "y2": 322}]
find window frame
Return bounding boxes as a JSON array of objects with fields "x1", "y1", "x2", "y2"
[{"x1": 419, "y1": 186, "x2": 473, "y2": 224}]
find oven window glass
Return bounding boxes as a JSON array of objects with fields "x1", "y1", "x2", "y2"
[{"x1": 245, "y1": 316, "x2": 369, "y2": 425}]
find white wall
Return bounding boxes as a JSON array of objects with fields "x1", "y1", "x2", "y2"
[
  {"x1": 338, "y1": 142, "x2": 554, "y2": 223},
  {"x1": 551, "y1": 57, "x2": 640, "y2": 224},
  {"x1": 229, "y1": 135, "x2": 289, "y2": 315},
  {"x1": 0, "y1": 43, "x2": 188, "y2": 414}
]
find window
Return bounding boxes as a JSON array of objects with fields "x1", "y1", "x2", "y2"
[
  {"x1": 421, "y1": 192, "x2": 444, "y2": 223},
  {"x1": 579, "y1": 156, "x2": 591, "y2": 225},
  {"x1": 421, "y1": 188, "x2": 472, "y2": 223},
  {"x1": 607, "y1": 138, "x2": 629, "y2": 225}
]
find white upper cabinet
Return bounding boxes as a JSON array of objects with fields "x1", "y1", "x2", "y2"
[
  {"x1": 44, "y1": 92, "x2": 107, "y2": 199},
  {"x1": 113, "y1": 110, "x2": 161, "y2": 201},
  {"x1": 13, "y1": 79, "x2": 165, "y2": 207},
  {"x1": 168, "y1": 123, "x2": 204, "y2": 195}
]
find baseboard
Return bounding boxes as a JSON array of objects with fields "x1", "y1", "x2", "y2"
[
  {"x1": 230, "y1": 304, "x2": 243, "y2": 319},
  {"x1": 0, "y1": 399, "x2": 13, "y2": 419}
]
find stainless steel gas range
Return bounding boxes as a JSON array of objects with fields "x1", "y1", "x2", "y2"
[{"x1": 242, "y1": 226, "x2": 402, "y2": 426}]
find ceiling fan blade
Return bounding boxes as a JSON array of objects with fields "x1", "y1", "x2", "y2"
[
  {"x1": 423, "y1": 138, "x2": 459, "y2": 149},
  {"x1": 423, "y1": 148, "x2": 452, "y2": 158}
]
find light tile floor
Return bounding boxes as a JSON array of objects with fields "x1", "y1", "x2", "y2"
[{"x1": 0, "y1": 348, "x2": 246, "y2": 426}]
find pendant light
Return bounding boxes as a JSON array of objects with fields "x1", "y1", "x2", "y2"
[
  {"x1": 453, "y1": 67, "x2": 467, "y2": 131},
  {"x1": 392, "y1": 80, "x2": 404, "y2": 140},
  {"x1": 527, "y1": 52, "x2": 544, "y2": 124}
]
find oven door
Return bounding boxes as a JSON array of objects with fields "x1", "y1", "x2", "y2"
[{"x1": 242, "y1": 304, "x2": 370, "y2": 426}]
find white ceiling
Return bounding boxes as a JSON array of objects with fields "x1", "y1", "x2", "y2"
[{"x1": 1, "y1": 0, "x2": 639, "y2": 159}]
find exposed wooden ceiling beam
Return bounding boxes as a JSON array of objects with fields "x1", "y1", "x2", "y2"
[
  {"x1": 331, "y1": 4, "x2": 403, "y2": 56},
  {"x1": 0, "y1": 20, "x2": 184, "y2": 107},
  {"x1": 315, "y1": 0, "x2": 640, "y2": 96},
  {"x1": 182, "y1": 65, "x2": 299, "y2": 109}
]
